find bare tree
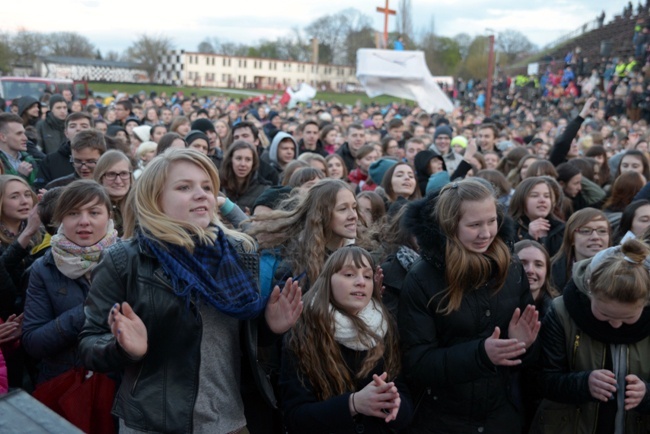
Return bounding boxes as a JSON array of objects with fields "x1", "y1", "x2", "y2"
[
  {"x1": 396, "y1": 0, "x2": 414, "y2": 42},
  {"x1": 11, "y1": 29, "x2": 48, "y2": 67},
  {"x1": 105, "y1": 51, "x2": 122, "y2": 62},
  {"x1": 305, "y1": 8, "x2": 372, "y2": 65},
  {"x1": 125, "y1": 34, "x2": 174, "y2": 81},
  {"x1": 496, "y1": 30, "x2": 536, "y2": 63},
  {"x1": 47, "y1": 32, "x2": 95, "y2": 58}
]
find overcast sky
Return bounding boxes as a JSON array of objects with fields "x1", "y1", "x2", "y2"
[{"x1": 1, "y1": 0, "x2": 631, "y2": 55}]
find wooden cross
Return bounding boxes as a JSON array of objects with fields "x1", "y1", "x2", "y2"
[{"x1": 376, "y1": 0, "x2": 396, "y2": 49}]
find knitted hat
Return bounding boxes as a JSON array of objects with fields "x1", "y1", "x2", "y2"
[
  {"x1": 191, "y1": 118, "x2": 216, "y2": 133},
  {"x1": 49, "y1": 94, "x2": 66, "y2": 110},
  {"x1": 132, "y1": 125, "x2": 151, "y2": 143},
  {"x1": 184, "y1": 130, "x2": 210, "y2": 146},
  {"x1": 252, "y1": 185, "x2": 293, "y2": 213},
  {"x1": 451, "y1": 135, "x2": 468, "y2": 149},
  {"x1": 368, "y1": 158, "x2": 398, "y2": 185},
  {"x1": 434, "y1": 125, "x2": 453, "y2": 140},
  {"x1": 124, "y1": 116, "x2": 140, "y2": 127}
]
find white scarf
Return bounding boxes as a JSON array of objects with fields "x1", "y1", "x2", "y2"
[{"x1": 332, "y1": 299, "x2": 388, "y2": 351}]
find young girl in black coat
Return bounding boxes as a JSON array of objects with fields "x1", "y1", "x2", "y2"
[{"x1": 280, "y1": 245, "x2": 412, "y2": 434}]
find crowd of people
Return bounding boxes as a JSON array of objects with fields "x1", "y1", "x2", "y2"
[{"x1": 0, "y1": 60, "x2": 649, "y2": 434}]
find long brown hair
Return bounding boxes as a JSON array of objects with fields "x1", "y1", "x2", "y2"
[
  {"x1": 551, "y1": 208, "x2": 611, "y2": 283},
  {"x1": 514, "y1": 240, "x2": 559, "y2": 301},
  {"x1": 220, "y1": 140, "x2": 259, "y2": 198},
  {"x1": 602, "y1": 171, "x2": 646, "y2": 212},
  {"x1": 288, "y1": 246, "x2": 400, "y2": 400},
  {"x1": 248, "y1": 179, "x2": 359, "y2": 286},
  {"x1": 433, "y1": 179, "x2": 511, "y2": 314}
]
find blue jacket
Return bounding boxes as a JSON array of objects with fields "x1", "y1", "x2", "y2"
[{"x1": 22, "y1": 251, "x2": 89, "y2": 384}]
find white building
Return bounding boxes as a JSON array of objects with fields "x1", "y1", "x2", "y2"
[
  {"x1": 39, "y1": 56, "x2": 148, "y2": 83},
  {"x1": 156, "y1": 50, "x2": 358, "y2": 92}
]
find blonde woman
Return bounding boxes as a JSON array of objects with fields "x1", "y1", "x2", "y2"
[{"x1": 79, "y1": 149, "x2": 302, "y2": 433}]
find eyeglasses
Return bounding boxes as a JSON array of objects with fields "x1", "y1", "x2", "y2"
[
  {"x1": 575, "y1": 227, "x2": 609, "y2": 236},
  {"x1": 70, "y1": 158, "x2": 97, "y2": 168},
  {"x1": 103, "y1": 171, "x2": 131, "y2": 181}
]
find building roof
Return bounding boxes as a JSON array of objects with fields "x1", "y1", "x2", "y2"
[{"x1": 41, "y1": 56, "x2": 142, "y2": 69}]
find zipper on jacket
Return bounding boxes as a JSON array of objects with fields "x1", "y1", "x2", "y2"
[
  {"x1": 131, "y1": 363, "x2": 144, "y2": 395},
  {"x1": 591, "y1": 348, "x2": 607, "y2": 434},
  {"x1": 572, "y1": 332, "x2": 581, "y2": 371}
]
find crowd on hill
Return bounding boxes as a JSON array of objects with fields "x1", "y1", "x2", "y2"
[{"x1": 0, "y1": 63, "x2": 649, "y2": 434}]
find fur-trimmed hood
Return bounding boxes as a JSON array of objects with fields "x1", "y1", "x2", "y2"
[{"x1": 403, "y1": 192, "x2": 518, "y2": 268}]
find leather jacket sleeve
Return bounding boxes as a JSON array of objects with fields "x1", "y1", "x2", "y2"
[
  {"x1": 538, "y1": 303, "x2": 592, "y2": 404},
  {"x1": 78, "y1": 246, "x2": 142, "y2": 372}
]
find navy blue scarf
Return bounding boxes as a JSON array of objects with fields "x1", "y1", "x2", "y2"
[{"x1": 139, "y1": 228, "x2": 266, "y2": 320}]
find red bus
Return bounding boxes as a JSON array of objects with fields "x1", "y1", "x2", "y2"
[{"x1": 0, "y1": 77, "x2": 89, "y2": 106}]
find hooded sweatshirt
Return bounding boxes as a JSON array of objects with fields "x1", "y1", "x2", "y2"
[{"x1": 267, "y1": 132, "x2": 298, "y2": 174}]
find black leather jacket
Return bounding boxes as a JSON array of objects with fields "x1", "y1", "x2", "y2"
[{"x1": 78, "y1": 239, "x2": 276, "y2": 433}]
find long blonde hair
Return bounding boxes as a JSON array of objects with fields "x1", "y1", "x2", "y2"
[
  {"x1": 131, "y1": 148, "x2": 254, "y2": 252},
  {"x1": 434, "y1": 179, "x2": 511, "y2": 314}
]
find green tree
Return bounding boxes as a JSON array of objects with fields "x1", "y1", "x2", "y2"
[
  {"x1": 126, "y1": 34, "x2": 174, "y2": 81},
  {"x1": 458, "y1": 36, "x2": 490, "y2": 80}
]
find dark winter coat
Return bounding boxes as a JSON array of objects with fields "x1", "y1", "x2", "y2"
[
  {"x1": 225, "y1": 174, "x2": 271, "y2": 214},
  {"x1": 21, "y1": 251, "x2": 89, "y2": 384},
  {"x1": 515, "y1": 215, "x2": 566, "y2": 258},
  {"x1": 280, "y1": 342, "x2": 413, "y2": 434},
  {"x1": 336, "y1": 143, "x2": 356, "y2": 172},
  {"x1": 0, "y1": 240, "x2": 32, "y2": 319},
  {"x1": 34, "y1": 140, "x2": 74, "y2": 191},
  {"x1": 398, "y1": 195, "x2": 537, "y2": 434},
  {"x1": 36, "y1": 112, "x2": 66, "y2": 154}
]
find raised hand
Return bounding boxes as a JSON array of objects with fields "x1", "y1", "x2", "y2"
[
  {"x1": 625, "y1": 374, "x2": 646, "y2": 410},
  {"x1": 108, "y1": 302, "x2": 148, "y2": 359},
  {"x1": 580, "y1": 97, "x2": 597, "y2": 119},
  {"x1": 588, "y1": 369, "x2": 617, "y2": 402},
  {"x1": 350, "y1": 372, "x2": 400, "y2": 420},
  {"x1": 264, "y1": 277, "x2": 303, "y2": 334},
  {"x1": 484, "y1": 326, "x2": 526, "y2": 366},
  {"x1": 528, "y1": 218, "x2": 550, "y2": 240},
  {"x1": 508, "y1": 305, "x2": 540, "y2": 349}
]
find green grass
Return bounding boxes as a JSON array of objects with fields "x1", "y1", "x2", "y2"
[{"x1": 88, "y1": 82, "x2": 412, "y2": 106}]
